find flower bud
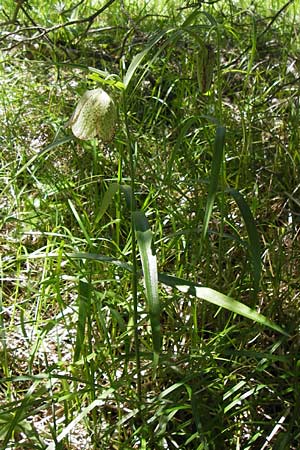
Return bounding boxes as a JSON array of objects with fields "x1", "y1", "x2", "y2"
[
  {"x1": 196, "y1": 44, "x2": 215, "y2": 94},
  {"x1": 68, "y1": 88, "x2": 117, "y2": 141}
]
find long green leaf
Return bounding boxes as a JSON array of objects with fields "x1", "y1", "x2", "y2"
[
  {"x1": 228, "y1": 188, "x2": 262, "y2": 297},
  {"x1": 158, "y1": 272, "x2": 288, "y2": 336},
  {"x1": 133, "y1": 211, "x2": 161, "y2": 356},
  {"x1": 67, "y1": 252, "x2": 133, "y2": 272},
  {"x1": 24, "y1": 251, "x2": 288, "y2": 336}
]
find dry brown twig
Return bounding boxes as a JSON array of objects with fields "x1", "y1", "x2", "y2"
[{"x1": 0, "y1": 0, "x2": 117, "y2": 52}]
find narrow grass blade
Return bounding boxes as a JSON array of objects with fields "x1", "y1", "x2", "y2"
[
  {"x1": 45, "y1": 389, "x2": 114, "y2": 450},
  {"x1": 68, "y1": 199, "x2": 93, "y2": 246},
  {"x1": 123, "y1": 29, "x2": 173, "y2": 88},
  {"x1": 95, "y1": 182, "x2": 133, "y2": 224},
  {"x1": 1, "y1": 134, "x2": 73, "y2": 196},
  {"x1": 1, "y1": 381, "x2": 42, "y2": 448},
  {"x1": 164, "y1": 116, "x2": 199, "y2": 182},
  {"x1": 224, "y1": 384, "x2": 265, "y2": 413},
  {"x1": 202, "y1": 125, "x2": 226, "y2": 241},
  {"x1": 95, "y1": 182, "x2": 120, "y2": 224},
  {"x1": 67, "y1": 252, "x2": 133, "y2": 273},
  {"x1": 74, "y1": 279, "x2": 91, "y2": 362},
  {"x1": 228, "y1": 188, "x2": 262, "y2": 296},
  {"x1": 133, "y1": 210, "x2": 161, "y2": 357},
  {"x1": 0, "y1": 256, "x2": 9, "y2": 378},
  {"x1": 0, "y1": 412, "x2": 31, "y2": 444}
]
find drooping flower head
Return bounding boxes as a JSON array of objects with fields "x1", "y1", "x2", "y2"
[{"x1": 68, "y1": 88, "x2": 117, "y2": 142}]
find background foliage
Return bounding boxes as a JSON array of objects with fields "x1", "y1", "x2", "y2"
[{"x1": 0, "y1": 0, "x2": 300, "y2": 448}]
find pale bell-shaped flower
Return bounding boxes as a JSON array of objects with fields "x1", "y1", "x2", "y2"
[{"x1": 68, "y1": 88, "x2": 117, "y2": 141}]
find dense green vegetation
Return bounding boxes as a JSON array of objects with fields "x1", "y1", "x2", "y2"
[{"x1": 1, "y1": 0, "x2": 299, "y2": 448}]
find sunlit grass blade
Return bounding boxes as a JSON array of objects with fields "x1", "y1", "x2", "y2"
[
  {"x1": 133, "y1": 210, "x2": 161, "y2": 358},
  {"x1": 224, "y1": 382, "x2": 265, "y2": 414},
  {"x1": 123, "y1": 8, "x2": 217, "y2": 91},
  {"x1": 68, "y1": 199, "x2": 93, "y2": 247},
  {"x1": 228, "y1": 188, "x2": 262, "y2": 297},
  {"x1": 202, "y1": 125, "x2": 226, "y2": 241}
]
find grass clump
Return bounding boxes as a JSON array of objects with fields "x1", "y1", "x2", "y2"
[{"x1": 1, "y1": 0, "x2": 300, "y2": 449}]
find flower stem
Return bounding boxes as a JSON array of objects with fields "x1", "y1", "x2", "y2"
[{"x1": 122, "y1": 92, "x2": 142, "y2": 404}]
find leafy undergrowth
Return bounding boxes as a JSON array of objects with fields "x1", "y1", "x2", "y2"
[{"x1": 0, "y1": 0, "x2": 300, "y2": 449}]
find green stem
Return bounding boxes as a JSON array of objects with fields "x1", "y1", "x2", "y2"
[
  {"x1": 122, "y1": 91, "x2": 142, "y2": 403},
  {"x1": 116, "y1": 146, "x2": 123, "y2": 248}
]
